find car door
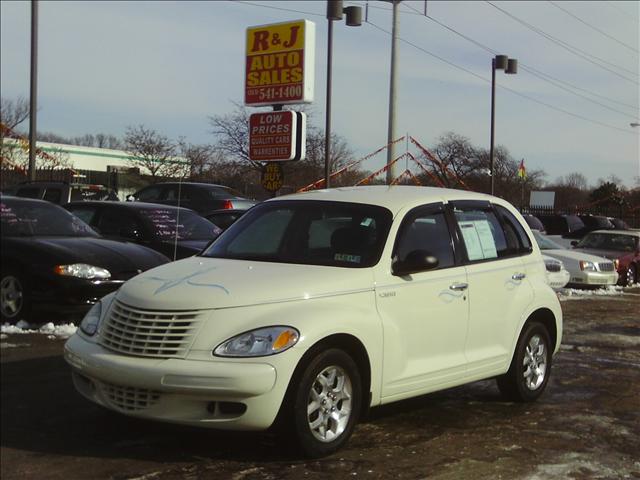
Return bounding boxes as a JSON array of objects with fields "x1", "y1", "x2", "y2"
[
  {"x1": 376, "y1": 203, "x2": 469, "y2": 400},
  {"x1": 450, "y1": 201, "x2": 534, "y2": 378}
]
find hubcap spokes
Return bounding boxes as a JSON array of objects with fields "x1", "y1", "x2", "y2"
[
  {"x1": 307, "y1": 365, "x2": 352, "y2": 443},
  {"x1": 522, "y1": 335, "x2": 547, "y2": 390},
  {"x1": 1, "y1": 277, "x2": 23, "y2": 317}
]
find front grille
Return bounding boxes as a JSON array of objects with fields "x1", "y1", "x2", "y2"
[
  {"x1": 98, "y1": 301, "x2": 203, "y2": 358},
  {"x1": 597, "y1": 262, "x2": 615, "y2": 272},
  {"x1": 100, "y1": 381, "x2": 161, "y2": 412}
]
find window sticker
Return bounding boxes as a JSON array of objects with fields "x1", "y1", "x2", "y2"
[
  {"x1": 459, "y1": 220, "x2": 497, "y2": 260},
  {"x1": 334, "y1": 253, "x2": 361, "y2": 263},
  {"x1": 360, "y1": 218, "x2": 373, "y2": 227}
]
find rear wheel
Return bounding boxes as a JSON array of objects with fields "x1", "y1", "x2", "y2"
[
  {"x1": 1, "y1": 271, "x2": 30, "y2": 323},
  {"x1": 289, "y1": 348, "x2": 362, "y2": 458},
  {"x1": 497, "y1": 322, "x2": 552, "y2": 402}
]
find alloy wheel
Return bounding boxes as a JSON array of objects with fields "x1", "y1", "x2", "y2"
[
  {"x1": 1, "y1": 275, "x2": 24, "y2": 319},
  {"x1": 306, "y1": 365, "x2": 353, "y2": 443},
  {"x1": 523, "y1": 334, "x2": 547, "y2": 390}
]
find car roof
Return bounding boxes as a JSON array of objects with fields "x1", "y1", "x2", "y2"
[
  {"x1": 0, "y1": 195, "x2": 61, "y2": 207},
  {"x1": 66, "y1": 200, "x2": 195, "y2": 213},
  {"x1": 270, "y1": 186, "x2": 505, "y2": 216},
  {"x1": 144, "y1": 182, "x2": 228, "y2": 189}
]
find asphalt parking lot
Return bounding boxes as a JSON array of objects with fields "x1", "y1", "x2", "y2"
[{"x1": 2, "y1": 288, "x2": 639, "y2": 480}]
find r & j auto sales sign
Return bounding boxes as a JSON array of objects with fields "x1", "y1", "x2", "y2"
[{"x1": 245, "y1": 19, "x2": 315, "y2": 106}]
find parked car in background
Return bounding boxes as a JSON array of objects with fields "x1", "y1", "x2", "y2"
[
  {"x1": 4, "y1": 181, "x2": 119, "y2": 204},
  {"x1": 577, "y1": 215, "x2": 615, "y2": 235},
  {"x1": 65, "y1": 201, "x2": 222, "y2": 260},
  {"x1": 128, "y1": 182, "x2": 255, "y2": 217},
  {"x1": 522, "y1": 214, "x2": 545, "y2": 233},
  {"x1": 607, "y1": 217, "x2": 630, "y2": 230},
  {"x1": 541, "y1": 255, "x2": 570, "y2": 290},
  {"x1": 204, "y1": 209, "x2": 248, "y2": 232},
  {"x1": 1, "y1": 196, "x2": 169, "y2": 322},
  {"x1": 65, "y1": 186, "x2": 562, "y2": 458},
  {"x1": 533, "y1": 231, "x2": 618, "y2": 288},
  {"x1": 571, "y1": 230, "x2": 640, "y2": 286},
  {"x1": 538, "y1": 213, "x2": 585, "y2": 238}
]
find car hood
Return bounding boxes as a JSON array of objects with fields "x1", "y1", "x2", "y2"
[
  {"x1": 541, "y1": 249, "x2": 613, "y2": 265},
  {"x1": 116, "y1": 256, "x2": 374, "y2": 310},
  {"x1": 572, "y1": 247, "x2": 627, "y2": 261},
  {"x1": 27, "y1": 236, "x2": 167, "y2": 275}
]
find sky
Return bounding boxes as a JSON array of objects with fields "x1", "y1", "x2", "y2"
[{"x1": 1, "y1": 0, "x2": 639, "y2": 188}]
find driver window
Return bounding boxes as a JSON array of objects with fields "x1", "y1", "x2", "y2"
[{"x1": 395, "y1": 210, "x2": 454, "y2": 269}]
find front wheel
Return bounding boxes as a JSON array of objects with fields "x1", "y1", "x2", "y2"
[
  {"x1": 497, "y1": 322, "x2": 552, "y2": 402},
  {"x1": 1, "y1": 271, "x2": 30, "y2": 323},
  {"x1": 289, "y1": 349, "x2": 362, "y2": 458}
]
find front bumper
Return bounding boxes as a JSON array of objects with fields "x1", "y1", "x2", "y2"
[
  {"x1": 568, "y1": 270, "x2": 618, "y2": 287},
  {"x1": 64, "y1": 334, "x2": 290, "y2": 430}
]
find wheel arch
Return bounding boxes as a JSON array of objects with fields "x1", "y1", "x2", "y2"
[
  {"x1": 522, "y1": 307, "x2": 558, "y2": 352},
  {"x1": 272, "y1": 333, "x2": 373, "y2": 430}
]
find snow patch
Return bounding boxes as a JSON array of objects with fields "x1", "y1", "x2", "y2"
[
  {"x1": 558, "y1": 285, "x2": 626, "y2": 301},
  {"x1": 1, "y1": 321, "x2": 77, "y2": 338}
]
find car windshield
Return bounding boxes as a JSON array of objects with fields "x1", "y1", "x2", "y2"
[
  {"x1": 139, "y1": 207, "x2": 222, "y2": 241},
  {"x1": 205, "y1": 186, "x2": 245, "y2": 199},
  {"x1": 1, "y1": 199, "x2": 98, "y2": 237},
  {"x1": 532, "y1": 231, "x2": 565, "y2": 250},
  {"x1": 201, "y1": 200, "x2": 393, "y2": 268},
  {"x1": 577, "y1": 232, "x2": 638, "y2": 252}
]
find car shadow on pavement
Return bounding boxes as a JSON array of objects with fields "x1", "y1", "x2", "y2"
[{"x1": 0, "y1": 355, "x2": 295, "y2": 463}]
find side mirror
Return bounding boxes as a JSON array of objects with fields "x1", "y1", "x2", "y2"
[
  {"x1": 392, "y1": 250, "x2": 439, "y2": 277},
  {"x1": 570, "y1": 241, "x2": 578, "y2": 247}
]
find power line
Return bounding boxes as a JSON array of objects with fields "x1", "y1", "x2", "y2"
[
  {"x1": 486, "y1": 1, "x2": 639, "y2": 84},
  {"x1": 402, "y1": 2, "x2": 639, "y2": 118},
  {"x1": 548, "y1": 1, "x2": 639, "y2": 54},
  {"x1": 232, "y1": 0, "x2": 323, "y2": 17},
  {"x1": 604, "y1": 1, "x2": 640, "y2": 24},
  {"x1": 365, "y1": 19, "x2": 636, "y2": 135}
]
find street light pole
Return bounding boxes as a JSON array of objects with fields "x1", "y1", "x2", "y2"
[
  {"x1": 28, "y1": 0, "x2": 38, "y2": 181},
  {"x1": 386, "y1": 0, "x2": 401, "y2": 184},
  {"x1": 324, "y1": 1, "x2": 362, "y2": 189},
  {"x1": 489, "y1": 54, "x2": 517, "y2": 196}
]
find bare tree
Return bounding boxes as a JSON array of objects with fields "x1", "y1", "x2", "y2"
[
  {"x1": 124, "y1": 125, "x2": 185, "y2": 180},
  {"x1": 0, "y1": 97, "x2": 30, "y2": 131}
]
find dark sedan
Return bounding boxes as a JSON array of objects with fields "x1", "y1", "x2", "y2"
[
  {"x1": 65, "y1": 201, "x2": 222, "y2": 260},
  {"x1": 1, "y1": 196, "x2": 169, "y2": 322},
  {"x1": 572, "y1": 230, "x2": 640, "y2": 286}
]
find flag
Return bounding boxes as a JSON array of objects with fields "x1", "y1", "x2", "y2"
[{"x1": 517, "y1": 159, "x2": 527, "y2": 179}]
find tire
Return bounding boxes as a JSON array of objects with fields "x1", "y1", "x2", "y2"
[
  {"x1": 624, "y1": 264, "x2": 636, "y2": 287},
  {"x1": 497, "y1": 322, "x2": 552, "y2": 402},
  {"x1": 0, "y1": 271, "x2": 30, "y2": 323},
  {"x1": 288, "y1": 348, "x2": 362, "y2": 458}
]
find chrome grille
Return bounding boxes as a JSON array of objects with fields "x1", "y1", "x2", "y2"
[
  {"x1": 98, "y1": 301, "x2": 203, "y2": 358},
  {"x1": 597, "y1": 262, "x2": 615, "y2": 272},
  {"x1": 100, "y1": 381, "x2": 161, "y2": 412}
]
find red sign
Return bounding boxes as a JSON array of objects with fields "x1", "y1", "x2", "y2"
[
  {"x1": 245, "y1": 20, "x2": 315, "y2": 106},
  {"x1": 249, "y1": 111, "x2": 296, "y2": 161}
]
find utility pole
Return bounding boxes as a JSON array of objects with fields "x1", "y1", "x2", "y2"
[
  {"x1": 28, "y1": 0, "x2": 38, "y2": 181},
  {"x1": 385, "y1": 0, "x2": 400, "y2": 184}
]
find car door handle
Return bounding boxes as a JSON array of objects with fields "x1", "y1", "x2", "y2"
[
  {"x1": 449, "y1": 282, "x2": 468, "y2": 291},
  {"x1": 512, "y1": 273, "x2": 526, "y2": 281}
]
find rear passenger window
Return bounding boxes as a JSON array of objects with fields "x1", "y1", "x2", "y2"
[
  {"x1": 16, "y1": 187, "x2": 41, "y2": 199},
  {"x1": 43, "y1": 188, "x2": 63, "y2": 203},
  {"x1": 136, "y1": 186, "x2": 163, "y2": 201},
  {"x1": 454, "y1": 208, "x2": 507, "y2": 261},
  {"x1": 395, "y1": 209, "x2": 454, "y2": 269},
  {"x1": 495, "y1": 205, "x2": 532, "y2": 255}
]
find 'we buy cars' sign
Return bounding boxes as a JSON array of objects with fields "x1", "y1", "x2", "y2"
[
  {"x1": 245, "y1": 20, "x2": 315, "y2": 106},
  {"x1": 249, "y1": 111, "x2": 307, "y2": 161}
]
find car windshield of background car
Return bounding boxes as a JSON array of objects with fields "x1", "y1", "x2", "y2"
[
  {"x1": 142, "y1": 207, "x2": 222, "y2": 241},
  {"x1": 577, "y1": 233, "x2": 637, "y2": 252},
  {"x1": 1, "y1": 200, "x2": 98, "y2": 237},
  {"x1": 205, "y1": 186, "x2": 245, "y2": 200},
  {"x1": 201, "y1": 201, "x2": 393, "y2": 268},
  {"x1": 533, "y1": 231, "x2": 565, "y2": 250}
]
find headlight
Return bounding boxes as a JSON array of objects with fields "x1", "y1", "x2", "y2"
[
  {"x1": 614, "y1": 259, "x2": 620, "y2": 270},
  {"x1": 80, "y1": 301, "x2": 102, "y2": 336},
  {"x1": 214, "y1": 326, "x2": 299, "y2": 357},
  {"x1": 54, "y1": 263, "x2": 111, "y2": 280},
  {"x1": 579, "y1": 260, "x2": 596, "y2": 271}
]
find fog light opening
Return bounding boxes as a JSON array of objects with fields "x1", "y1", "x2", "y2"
[
  {"x1": 206, "y1": 402, "x2": 217, "y2": 414},
  {"x1": 219, "y1": 402, "x2": 247, "y2": 416}
]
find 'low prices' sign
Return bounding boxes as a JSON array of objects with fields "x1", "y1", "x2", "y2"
[
  {"x1": 249, "y1": 111, "x2": 306, "y2": 161},
  {"x1": 245, "y1": 20, "x2": 315, "y2": 106}
]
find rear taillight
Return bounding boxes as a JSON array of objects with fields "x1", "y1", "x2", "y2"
[{"x1": 222, "y1": 200, "x2": 233, "y2": 209}]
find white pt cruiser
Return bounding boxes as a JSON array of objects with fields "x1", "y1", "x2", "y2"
[{"x1": 65, "y1": 186, "x2": 562, "y2": 457}]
